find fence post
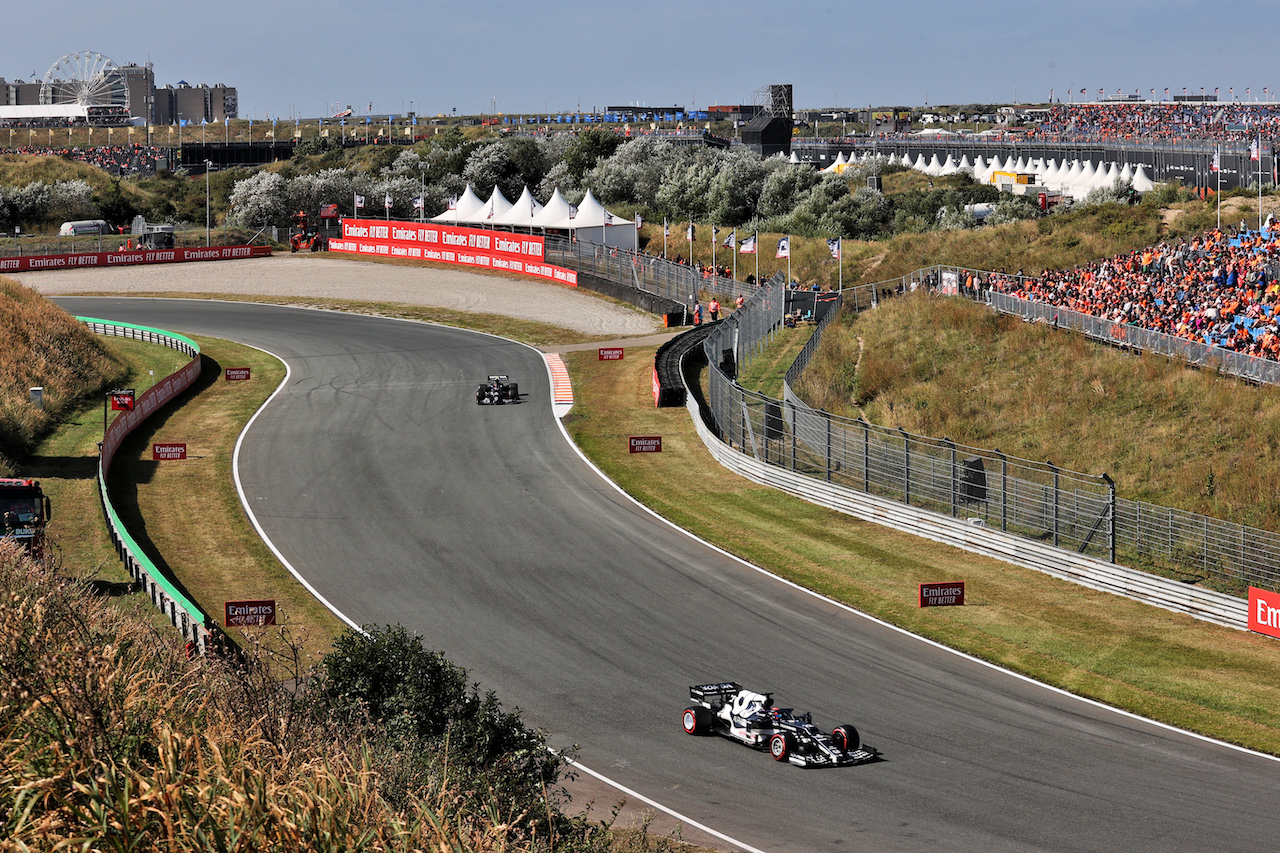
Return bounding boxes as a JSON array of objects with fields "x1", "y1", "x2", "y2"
[
  {"x1": 996, "y1": 449, "x2": 1008, "y2": 532},
  {"x1": 825, "y1": 414, "x2": 832, "y2": 483},
  {"x1": 1048, "y1": 460, "x2": 1060, "y2": 548},
  {"x1": 944, "y1": 438, "x2": 957, "y2": 518},
  {"x1": 860, "y1": 418, "x2": 870, "y2": 493},
  {"x1": 1103, "y1": 473, "x2": 1116, "y2": 563},
  {"x1": 900, "y1": 427, "x2": 912, "y2": 506}
]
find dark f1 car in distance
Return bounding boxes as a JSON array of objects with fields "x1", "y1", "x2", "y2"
[
  {"x1": 476, "y1": 375, "x2": 520, "y2": 405},
  {"x1": 682, "y1": 682, "x2": 876, "y2": 768}
]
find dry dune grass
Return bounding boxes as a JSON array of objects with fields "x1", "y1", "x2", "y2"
[{"x1": 0, "y1": 277, "x2": 128, "y2": 471}]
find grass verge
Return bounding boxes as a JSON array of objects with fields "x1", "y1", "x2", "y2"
[
  {"x1": 563, "y1": 345, "x2": 1280, "y2": 756},
  {"x1": 29, "y1": 333, "x2": 346, "y2": 667}
]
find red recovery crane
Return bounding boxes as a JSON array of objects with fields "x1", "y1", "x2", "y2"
[{"x1": 0, "y1": 478, "x2": 52, "y2": 558}]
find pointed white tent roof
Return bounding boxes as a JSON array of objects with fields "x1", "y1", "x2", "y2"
[
  {"x1": 988, "y1": 155, "x2": 1006, "y2": 174},
  {"x1": 822, "y1": 151, "x2": 849, "y2": 173},
  {"x1": 972, "y1": 155, "x2": 989, "y2": 181},
  {"x1": 1095, "y1": 160, "x2": 1116, "y2": 186},
  {"x1": 1064, "y1": 159, "x2": 1084, "y2": 186},
  {"x1": 431, "y1": 184, "x2": 485, "y2": 223},
  {"x1": 940, "y1": 154, "x2": 959, "y2": 175},
  {"x1": 569, "y1": 188, "x2": 630, "y2": 228},
  {"x1": 957, "y1": 154, "x2": 973, "y2": 172},
  {"x1": 925, "y1": 153, "x2": 944, "y2": 175},
  {"x1": 492, "y1": 186, "x2": 544, "y2": 227},
  {"x1": 475, "y1": 186, "x2": 514, "y2": 224},
  {"x1": 531, "y1": 188, "x2": 576, "y2": 228},
  {"x1": 912, "y1": 153, "x2": 929, "y2": 172},
  {"x1": 789, "y1": 150, "x2": 801, "y2": 164},
  {"x1": 1119, "y1": 162, "x2": 1135, "y2": 184},
  {"x1": 1077, "y1": 160, "x2": 1098, "y2": 188},
  {"x1": 1132, "y1": 164, "x2": 1157, "y2": 192}
]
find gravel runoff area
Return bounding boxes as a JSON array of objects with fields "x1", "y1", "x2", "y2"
[{"x1": 12, "y1": 254, "x2": 664, "y2": 339}]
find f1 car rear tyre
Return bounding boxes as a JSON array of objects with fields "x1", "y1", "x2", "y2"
[
  {"x1": 769, "y1": 732, "x2": 796, "y2": 761},
  {"x1": 682, "y1": 706, "x2": 713, "y2": 735},
  {"x1": 831, "y1": 725, "x2": 860, "y2": 754},
  {"x1": 507, "y1": 382, "x2": 518, "y2": 401}
]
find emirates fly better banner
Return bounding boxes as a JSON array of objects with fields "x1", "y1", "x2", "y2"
[{"x1": 327, "y1": 219, "x2": 577, "y2": 286}]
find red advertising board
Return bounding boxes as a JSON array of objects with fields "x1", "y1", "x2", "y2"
[
  {"x1": 224, "y1": 599, "x2": 277, "y2": 627},
  {"x1": 629, "y1": 436, "x2": 662, "y2": 453},
  {"x1": 919, "y1": 581, "x2": 965, "y2": 607},
  {"x1": 327, "y1": 218, "x2": 578, "y2": 286},
  {"x1": 153, "y1": 443, "x2": 187, "y2": 460},
  {"x1": 225, "y1": 367, "x2": 251, "y2": 381},
  {"x1": 110, "y1": 391, "x2": 135, "y2": 411},
  {"x1": 598, "y1": 347, "x2": 624, "y2": 360},
  {"x1": 1248, "y1": 586, "x2": 1280, "y2": 638},
  {"x1": 0, "y1": 244, "x2": 271, "y2": 274}
]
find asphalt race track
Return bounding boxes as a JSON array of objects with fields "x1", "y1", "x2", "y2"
[{"x1": 57, "y1": 297, "x2": 1280, "y2": 853}]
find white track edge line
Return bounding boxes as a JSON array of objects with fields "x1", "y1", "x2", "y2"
[
  {"x1": 565, "y1": 758, "x2": 766, "y2": 853},
  {"x1": 546, "y1": 368, "x2": 1280, "y2": 766}
]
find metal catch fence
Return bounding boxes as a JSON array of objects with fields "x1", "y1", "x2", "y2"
[{"x1": 692, "y1": 262, "x2": 1280, "y2": 595}]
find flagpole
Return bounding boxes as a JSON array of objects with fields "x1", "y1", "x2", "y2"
[
  {"x1": 1260, "y1": 134, "x2": 1265, "y2": 232},
  {"x1": 663, "y1": 217, "x2": 667, "y2": 258},
  {"x1": 755, "y1": 231, "x2": 759, "y2": 284},
  {"x1": 712, "y1": 224, "x2": 716, "y2": 272},
  {"x1": 839, "y1": 238, "x2": 844, "y2": 295},
  {"x1": 1216, "y1": 147, "x2": 1221, "y2": 230},
  {"x1": 787, "y1": 234, "x2": 791, "y2": 284}
]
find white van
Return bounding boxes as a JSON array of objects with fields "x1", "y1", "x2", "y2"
[{"x1": 58, "y1": 219, "x2": 111, "y2": 236}]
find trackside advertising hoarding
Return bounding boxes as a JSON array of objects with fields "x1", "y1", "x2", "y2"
[
  {"x1": 327, "y1": 218, "x2": 578, "y2": 286},
  {"x1": 0, "y1": 245, "x2": 271, "y2": 273},
  {"x1": 1249, "y1": 586, "x2": 1280, "y2": 639}
]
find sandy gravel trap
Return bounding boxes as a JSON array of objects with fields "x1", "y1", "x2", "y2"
[{"x1": 13, "y1": 254, "x2": 663, "y2": 338}]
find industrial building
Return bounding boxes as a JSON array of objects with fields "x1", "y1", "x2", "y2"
[{"x1": 0, "y1": 53, "x2": 236, "y2": 126}]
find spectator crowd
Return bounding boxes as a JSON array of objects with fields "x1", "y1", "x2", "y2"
[
  {"x1": 1041, "y1": 102, "x2": 1280, "y2": 144},
  {"x1": 1, "y1": 143, "x2": 163, "y2": 176},
  {"x1": 978, "y1": 221, "x2": 1280, "y2": 360}
]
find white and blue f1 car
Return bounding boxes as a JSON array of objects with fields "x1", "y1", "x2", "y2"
[{"x1": 682, "y1": 682, "x2": 876, "y2": 768}]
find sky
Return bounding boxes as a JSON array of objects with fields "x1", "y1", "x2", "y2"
[{"x1": 6, "y1": 0, "x2": 1280, "y2": 120}]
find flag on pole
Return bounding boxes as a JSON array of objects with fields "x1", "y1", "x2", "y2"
[
  {"x1": 1211, "y1": 148, "x2": 1221, "y2": 172},
  {"x1": 1251, "y1": 138, "x2": 1260, "y2": 161},
  {"x1": 827, "y1": 238, "x2": 841, "y2": 259},
  {"x1": 384, "y1": 193, "x2": 393, "y2": 209},
  {"x1": 447, "y1": 196, "x2": 458, "y2": 210},
  {"x1": 568, "y1": 204, "x2": 579, "y2": 220},
  {"x1": 686, "y1": 222, "x2": 695, "y2": 242},
  {"x1": 739, "y1": 235, "x2": 757, "y2": 254},
  {"x1": 635, "y1": 214, "x2": 642, "y2": 230},
  {"x1": 775, "y1": 236, "x2": 790, "y2": 259},
  {"x1": 722, "y1": 230, "x2": 735, "y2": 248},
  {"x1": 663, "y1": 219, "x2": 669, "y2": 237},
  {"x1": 354, "y1": 194, "x2": 365, "y2": 209},
  {"x1": 413, "y1": 196, "x2": 424, "y2": 210}
]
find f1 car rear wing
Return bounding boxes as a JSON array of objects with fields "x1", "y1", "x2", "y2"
[
  {"x1": 689, "y1": 681, "x2": 776, "y2": 705},
  {"x1": 487, "y1": 374, "x2": 509, "y2": 382}
]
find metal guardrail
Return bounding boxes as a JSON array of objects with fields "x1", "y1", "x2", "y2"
[
  {"x1": 683, "y1": 383, "x2": 1249, "y2": 629},
  {"x1": 79, "y1": 317, "x2": 210, "y2": 653},
  {"x1": 545, "y1": 236, "x2": 764, "y2": 309},
  {"x1": 674, "y1": 260, "x2": 1279, "y2": 618}
]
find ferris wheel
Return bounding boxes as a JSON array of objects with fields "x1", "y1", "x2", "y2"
[{"x1": 39, "y1": 51, "x2": 129, "y2": 110}]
